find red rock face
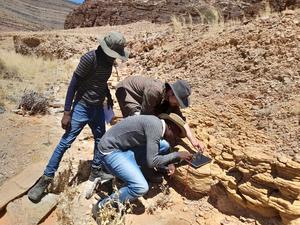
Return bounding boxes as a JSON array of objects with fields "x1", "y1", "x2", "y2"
[{"x1": 64, "y1": 0, "x2": 300, "y2": 29}]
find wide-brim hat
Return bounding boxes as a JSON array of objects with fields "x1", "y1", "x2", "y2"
[
  {"x1": 167, "y1": 80, "x2": 191, "y2": 108},
  {"x1": 99, "y1": 31, "x2": 129, "y2": 61},
  {"x1": 159, "y1": 113, "x2": 187, "y2": 138}
]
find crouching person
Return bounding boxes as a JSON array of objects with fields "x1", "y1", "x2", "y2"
[{"x1": 92, "y1": 113, "x2": 192, "y2": 223}]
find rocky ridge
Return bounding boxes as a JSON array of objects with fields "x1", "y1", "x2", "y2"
[
  {"x1": 0, "y1": 0, "x2": 77, "y2": 31},
  {"x1": 64, "y1": 0, "x2": 300, "y2": 29}
]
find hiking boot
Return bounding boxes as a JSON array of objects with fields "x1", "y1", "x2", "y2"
[
  {"x1": 28, "y1": 175, "x2": 53, "y2": 203},
  {"x1": 84, "y1": 167, "x2": 114, "y2": 199},
  {"x1": 142, "y1": 168, "x2": 163, "y2": 184},
  {"x1": 147, "y1": 174, "x2": 163, "y2": 183},
  {"x1": 89, "y1": 166, "x2": 114, "y2": 182}
]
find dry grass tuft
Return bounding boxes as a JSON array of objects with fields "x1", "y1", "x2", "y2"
[
  {"x1": 259, "y1": 1, "x2": 272, "y2": 18},
  {"x1": 97, "y1": 201, "x2": 128, "y2": 225},
  {"x1": 171, "y1": 15, "x2": 185, "y2": 33},
  {"x1": 0, "y1": 58, "x2": 21, "y2": 81},
  {"x1": 56, "y1": 185, "x2": 79, "y2": 225},
  {"x1": 54, "y1": 160, "x2": 78, "y2": 225},
  {"x1": 194, "y1": 5, "x2": 223, "y2": 25},
  {"x1": 146, "y1": 184, "x2": 173, "y2": 214},
  {"x1": 96, "y1": 184, "x2": 132, "y2": 225},
  {"x1": 18, "y1": 89, "x2": 49, "y2": 115},
  {"x1": 0, "y1": 49, "x2": 77, "y2": 104}
]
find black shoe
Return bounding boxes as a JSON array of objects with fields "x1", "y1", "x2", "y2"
[
  {"x1": 142, "y1": 168, "x2": 163, "y2": 184},
  {"x1": 147, "y1": 174, "x2": 163, "y2": 183},
  {"x1": 89, "y1": 166, "x2": 114, "y2": 183},
  {"x1": 28, "y1": 175, "x2": 53, "y2": 203}
]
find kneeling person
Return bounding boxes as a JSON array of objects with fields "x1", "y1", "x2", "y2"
[{"x1": 92, "y1": 113, "x2": 192, "y2": 220}]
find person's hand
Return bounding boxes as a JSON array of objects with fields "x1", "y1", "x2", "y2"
[
  {"x1": 191, "y1": 138, "x2": 206, "y2": 153},
  {"x1": 178, "y1": 151, "x2": 193, "y2": 161},
  {"x1": 167, "y1": 164, "x2": 176, "y2": 176},
  {"x1": 107, "y1": 97, "x2": 114, "y2": 110},
  {"x1": 61, "y1": 111, "x2": 71, "y2": 130}
]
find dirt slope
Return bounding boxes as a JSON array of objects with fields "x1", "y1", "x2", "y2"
[{"x1": 0, "y1": 0, "x2": 78, "y2": 32}]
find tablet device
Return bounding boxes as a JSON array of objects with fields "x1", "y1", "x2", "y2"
[{"x1": 190, "y1": 153, "x2": 212, "y2": 168}]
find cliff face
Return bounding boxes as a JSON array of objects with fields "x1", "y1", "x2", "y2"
[
  {"x1": 0, "y1": 0, "x2": 77, "y2": 31},
  {"x1": 64, "y1": 0, "x2": 300, "y2": 29}
]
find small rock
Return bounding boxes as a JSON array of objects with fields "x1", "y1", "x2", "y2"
[
  {"x1": 182, "y1": 206, "x2": 188, "y2": 212},
  {"x1": 293, "y1": 154, "x2": 300, "y2": 163},
  {"x1": 220, "y1": 218, "x2": 231, "y2": 225},
  {"x1": 277, "y1": 154, "x2": 288, "y2": 164},
  {"x1": 0, "y1": 106, "x2": 5, "y2": 114},
  {"x1": 283, "y1": 10, "x2": 295, "y2": 15},
  {"x1": 240, "y1": 216, "x2": 256, "y2": 223},
  {"x1": 196, "y1": 211, "x2": 205, "y2": 217},
  {"x1": 196, "y1": 217, "x2": 203, "y2": 224}
]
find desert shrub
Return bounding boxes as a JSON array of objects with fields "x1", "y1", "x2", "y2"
[
  {"x1": 18, "y1": 89, "x2": 49, "y2": 115},
  {"x1": 0, "y1": 58, "x2": 21, "y2": 81}
]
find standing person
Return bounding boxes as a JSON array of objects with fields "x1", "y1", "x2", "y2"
[
  {"x1": 91, "y1": 113, "x2": 192, "y2": 223},
  {"x1": 115, "y1": 75, "x2": 205, "y2": 151},
  {"x1": 28, "y1": 31, "x2": 129, "y2": 203}
]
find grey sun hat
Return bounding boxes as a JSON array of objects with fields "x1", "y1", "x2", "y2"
[
  {"x1": 99, "y1": 31, "x2": 129, "y2": 61},
  {"x1": 167, "y1": 80, "x2": 191, "y2": 108}
]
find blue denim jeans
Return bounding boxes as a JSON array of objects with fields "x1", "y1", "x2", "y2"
[
  {"x1": 97, "y1": 140, "x2": 170, "y2": 207},
  {"x1": 99, "y1": 150, "x2": 149, "y2": 206},
  {"x1": 44, "y1": 101, "x2": 105, "y2": 177}
]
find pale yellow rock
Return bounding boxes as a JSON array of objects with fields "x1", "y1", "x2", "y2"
[
  {"x1": 276, "y1": 160, "x2": 300, "y2": 181},
  {"x1": 274, "y1": 177, "x2": 300, "y2": 200},
  {"x1": 236, "y1": 165, "x2": 251, "y2": 175},
  {"x1": 252, "y1": 173, "x2": 277, "y2": 189},
  {"x1": 232, "y1": 149, "x2": 244, "y2": 160},
  {"x1": 215, "y1": 155, "x2": 235, "y2": 168},
  {"x1": 269, "y1": 193, "x2": 300, "y2": 216},
  {"x1": 238, "y1": 181, "x2": 270, "y2": 204},
  {"x1": 174, "y1": 162, "x2": 223, "y2": 195},
  {"x1": 221, "y1": 151, "x2": 234, "y2": 160}
]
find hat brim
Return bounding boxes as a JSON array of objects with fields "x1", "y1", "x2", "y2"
[
  {"x1": 100, "y1": 39, "x2": 129, "y2": 61},
  {"x1": 159, "y1": 113, "x2": 187, "y2": 138},
  {"x1": 168, "y1": 83, "x2": 189, "y2": 108}
]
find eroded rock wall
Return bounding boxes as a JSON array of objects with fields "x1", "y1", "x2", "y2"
[{"x1": 64, "y1": 0, "x2": 300, "y2": 29}]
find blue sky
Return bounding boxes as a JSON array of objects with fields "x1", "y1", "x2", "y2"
[{"x1": 68, "y1": 0, "x2": 84, "y2": 4}]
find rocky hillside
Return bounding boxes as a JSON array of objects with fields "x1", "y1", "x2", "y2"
[
  {"x1": 8, "y1": 8, "x2": 300, "y2": 225},
  {"x1": 64, "y1": 0, "x2": 300, "y2": 29},
  {"x1": 0, "y1": 0, "x2": 78, "y2": 32}
]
